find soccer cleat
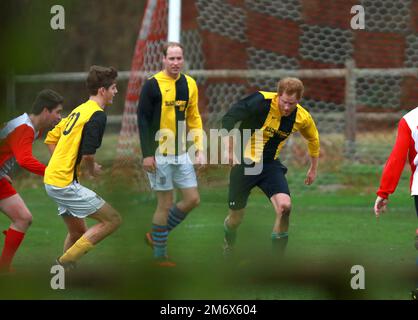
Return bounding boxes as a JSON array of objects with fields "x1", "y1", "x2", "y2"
[
  {"x1": 411, "y1": 288, "x2": 418, "y2": 300},
  {"x1": 55, "y1": 257, "x2": 77, "y2": 272},
  {"x1": 155, "y1": 260, "x2": 177, "y2": 267},
  {"x1": 144, "y1": 232, "x2": 153, "y2": 249},
  {"x1": 154, "y1": 256, "x2": 176, "y2": 267}
]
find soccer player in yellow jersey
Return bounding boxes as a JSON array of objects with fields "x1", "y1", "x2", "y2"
[
  {"x1": 44, "y1": 66, "x2": 121, "y2": 269},
  {"x1": 137, "y1": 42, "x2": 205, "y2": 266},
  {"x1": 221, "y1": 78, "x2": 320, "y2": 258}
]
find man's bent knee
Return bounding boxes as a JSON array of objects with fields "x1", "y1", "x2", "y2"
[
  {"x1": 277, "y1": 203, "x2": 291, "y2": 216},
  {"x1": 102, "y1": 208, "x2": 122, "y2": 232},
  {"x1": 110, "y1": 212, "x2": 122, "y2": 229},
  {"x1": 14, "y1": 213, "x2": 33, "y2": 231},
  {"x1": 186, "y1": 194, "x2": 200, "y2": 209},
  {"x1": 95, "y1": 204, "x2": 122, "y2": 227}
]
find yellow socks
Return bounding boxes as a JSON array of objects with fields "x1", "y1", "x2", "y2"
[{"x1": 59, "y1": 235, "x2": 94, "y2": 263}]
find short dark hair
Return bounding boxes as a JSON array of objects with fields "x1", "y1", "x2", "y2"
[
  {"x1": 86, "y1": 65, "x2": 118, "y2": 95},
  {"x1": 163, "y1": 42, "x2": 184, "y2": 57},
  {"x1": 31, "y1": 89, "x2": 63, "y2": 115}
]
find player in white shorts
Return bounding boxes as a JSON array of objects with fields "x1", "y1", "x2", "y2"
[
  {"x1": 137, "y1": 42, "x2": 205, "y2": 266},
  {"x1": 44, "y1": 66, "x2": 121, "y2": 270}
]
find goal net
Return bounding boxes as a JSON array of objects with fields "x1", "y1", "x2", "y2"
[{"x1": 115, "y1": 0, "x2": 418, "y2": 192}]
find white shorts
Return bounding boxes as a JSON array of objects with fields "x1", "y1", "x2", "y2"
[
  {"x1": 147, "y1": 153, "x2": 198, "y2": 191},
  {"x1": 45, "y1": 181, "x2": 105, "y2": 218}
]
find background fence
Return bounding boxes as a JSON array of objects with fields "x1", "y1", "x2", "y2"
[{"x1": 6, "y1": 0, "x2": 418, "y2": 193}]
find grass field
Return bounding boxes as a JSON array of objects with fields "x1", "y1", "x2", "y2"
[
  {"x1": 0, "y1": 176, "x2": 416, "y2": 300},
  {"x1": 1, "y1": 133, "x2": 417, "y2": 300}
]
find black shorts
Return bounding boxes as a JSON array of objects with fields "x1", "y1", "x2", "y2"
[{"x1": 228, "y1": 160, "x2": 290, "y2": 210}]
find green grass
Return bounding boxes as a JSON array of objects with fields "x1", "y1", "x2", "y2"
[
  {"x1": 0, "y1": 179, "x2": 416, "y2": 300},
  {"x1": 2, "y1": 131, "x2": 416, "y2": 299}
]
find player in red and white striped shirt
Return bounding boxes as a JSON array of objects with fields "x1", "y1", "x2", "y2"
[
  {"x1": 374, "y1": 107, "x2": 418, "y2": 299},
  {"x1": 374, "y1": 108, "x2": 418, "y2": 217},
  {"x1": 0, "y1": 89, "x2": 63, "y2": 272}
]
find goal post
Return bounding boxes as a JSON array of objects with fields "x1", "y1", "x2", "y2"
[{"x1": 168, "y1": 0, "x2": 181, "y2": 42}]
